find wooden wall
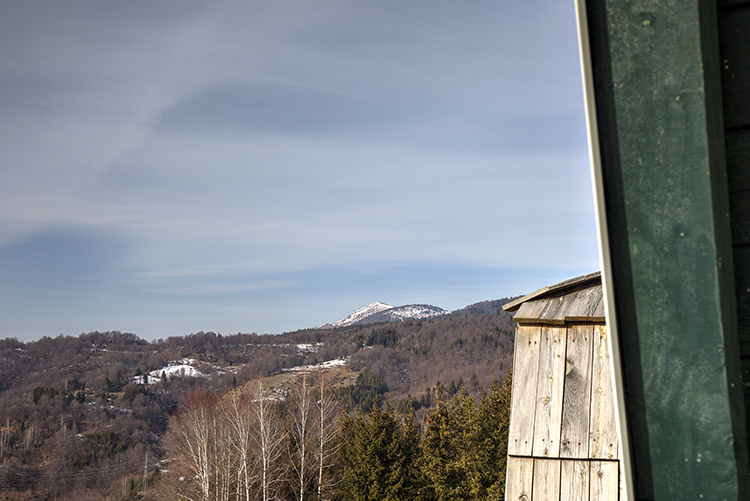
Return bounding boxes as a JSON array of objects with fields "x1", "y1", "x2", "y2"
[
  {"x1": 580, "y1": 0, "x2": 750, "y2": 496},
  {"x1": 718, "y1": 0, "x2": 750, "y2": 457},
  {"x1": 505, "y1": 322, "x2": 619, "y2": 501}
]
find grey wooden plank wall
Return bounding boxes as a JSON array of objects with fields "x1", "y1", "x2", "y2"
[
  {"x1": 717, "y1": 0, "x2": 750, "y2": 457},
  {"x1": 505, "y1": 457, "x2": 618, "y2": 501},
  {"x1": 506, "y1": 322, "x2": 618, "y2": 500}
]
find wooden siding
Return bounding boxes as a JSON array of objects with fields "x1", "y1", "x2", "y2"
[
  {"x1": 532, "y1": 458, "x2": 561, "y2": 501},
  {"x1": 560, "y1": 460, "x2": 589, "y2": 501},
  {"x1": 504, "y1": 272, "x2": 601, "y2": 312},
  {"x1": 532, "y1": 326, "x2": 567, "y2": 457},
  {"x1": 510, "y1": 284, "x2": 605, "y2": 325},
  {"x1": 505, "y1": 456, "x2": 534, "y2": 501},
  {"x1": 506, "y1": 457, "x2": 619, "y2": 501},
  {"x1": 589, "y1": 325, "x2": 617, "y2": 460},
  {"x1": 508, "y1": 325, "x2": 541, "y2": 456},
  {"x1": 507, "y1": 320, "x2": 618, "y2": 500},
  {"x1": 560, "y1": 324, "x2": 594, "y2": 459},
  {"x1": 718, "y1": 0, "x2": 750, "y2": 463}
]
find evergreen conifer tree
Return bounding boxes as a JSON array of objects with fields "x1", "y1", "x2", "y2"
[
  {"x1": 341, "y1": 401, "x2": 420, "y2": 501},
  {"x1": 474, "y1": 371, "x2": 512, "y2": 501},
  {"x1": 419, "y1": 371, "x2": 513, "y2": 501},
  {"x1": 419, "y1": 386, "x2": 470, "y2": 501}
]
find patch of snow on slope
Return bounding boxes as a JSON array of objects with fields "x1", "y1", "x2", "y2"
[
  {"x1": 296, "y1": 343, "x2": 321, "y2": 355},
  {"x1": 332, "y1": 302, "x2": 393, "y2": 327},
  {"x1": 388, "y1": 305, "x2": 447, "y2": 320},
  {"x1": 283, "y1": 358, "x2": 348, "y2": 372},
  {"x1": 133, "y1": 359, "x2": 207, "y2": 385}
]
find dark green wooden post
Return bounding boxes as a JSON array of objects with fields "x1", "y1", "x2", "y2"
[{"x1": 578, "y1": 0, "x2": 750, "y2": 499}]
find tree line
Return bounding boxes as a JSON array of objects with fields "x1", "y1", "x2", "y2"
[
  {"x1": 0, "y1": 307, "x2": 515, "y2": 499},
  {"x1": 154, "y1": 372, "x2": 512, "y2": 501}
]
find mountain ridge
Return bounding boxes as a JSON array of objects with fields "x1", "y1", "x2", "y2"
[{"x1": 317, "y1": 297, "x2": 516, "y2": 329}]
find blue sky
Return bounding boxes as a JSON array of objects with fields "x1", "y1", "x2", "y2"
[{"x1": 0, "y1": 0, "x2": 598, "y2": 342}]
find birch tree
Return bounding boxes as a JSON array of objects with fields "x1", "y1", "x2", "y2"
[
  {"x1": 214, "y1": 413, "x2": 236, "y2": 501},
  {"x1": 288, "y1": 374, "x2": 314, "y2": 501},
  {"x1": 171, "y1": 388, "x2": 219, "y2": 501},
  {"x1": 314, "y1": 375, "x2": 342, "y2": 501},
  {"x1": 251, "y1": 383, "x2": 286, "y2": 501},
  {"x1": 225, "y1": 389, "x2": 257, "y2": 501}
]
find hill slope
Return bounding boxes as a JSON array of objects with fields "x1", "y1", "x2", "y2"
[
  {"x1": 0, "y1": 296, "x2": 518, "y2": 499},
  {"x1": 318, "y1": 297, "x2": 516, "y2": 329}
]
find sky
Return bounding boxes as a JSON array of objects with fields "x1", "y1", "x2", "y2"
[{"x1": 0, "y1": 0, "x2": 598, "y2": 342}]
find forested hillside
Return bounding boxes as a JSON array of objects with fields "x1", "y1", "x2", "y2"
[{"x1": 0, "y1": 302, "x2": 516, "y2": 500}]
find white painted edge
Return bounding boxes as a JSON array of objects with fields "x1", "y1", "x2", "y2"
[{"x1": 573, "y1": 1, "x2": 635, "y2": 500}]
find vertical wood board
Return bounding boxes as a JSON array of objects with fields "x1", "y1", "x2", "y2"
[
  {"x1": 508, "y1": 325, "x2": 541, "y2": 456},
  {"x1": 718, "y1": 8, "x2": 750, "y2": 128},
  {"x1": 505, "y1": 456, "x2": 534, "y2": 501},
  {"x1": 560, "y1": 323, "x2": 594, "y2": 459},
  {"x1": 560, "y1": 460, "x2": 590, "y2": 501},
  {"x1": 589, "y1": 324, "x2": 618, "y2": 460},
  {"x1": 532, "y1": 458, "x2": 561, "y2": 501},
  {"x1": 532, "y1": 325, "x2": 567, "y2": 457},
  {"x1": 590, "y1": 461, "x2": 619, "y2": 501}
]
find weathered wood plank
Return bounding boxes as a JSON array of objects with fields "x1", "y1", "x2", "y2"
[
  {"x1": 532, "y1": 458, "x2": 561, "y2": 501},
  {"x1": 560, "y1": 460, "x2": 589, "y2": 501},
  {"x1": 514, "y1": 300, "x2": 546, "y2": 324},
  {"x1": 560, "y1": 323, "x2": 594, "y2": 459},
  {"x1": 565, "y1": 285, "x2": 603, "y2": 320},
  {"x1": 542, "y1": 290, "x2": 581, "y2": 323},
  {"x1": 503, "y1": 272, "x2": 601, "y2": 312},
  {"x1": 590, "y1": 461, "x2": 619, "y2": 501},
  {"x1": 532, "y1": 325, "x2": 567, "y2": 458},
  {"x1": 539, "y1": 294, "x2": 566, "y2": 321},
  {"x1": 719, "y1": 8, "x2": 750, "y2": 128},
  {"x1": 593, "y1": 296, "x2": 606, "y2": 320},
  {"x1": 508, "y1": 325, "x2": 541, "y2": 456},
  {"x1": 505, "y1": 456, "x2": 534, "y2": 501},
  {"x1": 590, "y1": 325, "x2": 618, "y2": 460}
]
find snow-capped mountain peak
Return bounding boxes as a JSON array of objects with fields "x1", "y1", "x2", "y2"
[
  {"x1": 332, "y1": 301, "x2": 394, "y2": 328},
  {"x1": 315, "y1": 301, "x2": 450, "y2": 329}
]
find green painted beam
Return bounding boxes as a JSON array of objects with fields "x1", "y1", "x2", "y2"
[{"x1": 581, "y1": 0, "x2": 750, "y2": 499}]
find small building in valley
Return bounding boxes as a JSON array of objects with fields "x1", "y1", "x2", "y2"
[{"x1": 502, "y1": 272, "x2": 621, "y2": 501}]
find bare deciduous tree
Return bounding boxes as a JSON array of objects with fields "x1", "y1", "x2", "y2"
[
  {"x1": 224, "y1": 388, "x2": 257, "y2": 501},
  {"x1": 251, "y1": 383, "x2": 286, "y2": 501},
  {"x1": 288, "y1": 374, "x2": 313, "y2": 501},
  {"x1": 170, "y1": 388, "x2": 219, "y2": 501},
  {"x1": 314, "y1": 376, "x2": 342, "y2": 501}
]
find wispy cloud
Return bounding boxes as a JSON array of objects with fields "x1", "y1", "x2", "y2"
[{"x1": 0, "y1": 0, "x2": 596, "y2": 340}]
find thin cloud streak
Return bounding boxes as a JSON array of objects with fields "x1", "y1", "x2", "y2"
[{"x1": 0, "y1": 0, "x2": 597, "y2": 341}]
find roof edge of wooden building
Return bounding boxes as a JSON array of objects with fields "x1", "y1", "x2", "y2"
[{"x1": 502, "y1": 271, "x2": 604, "y2": 324}]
